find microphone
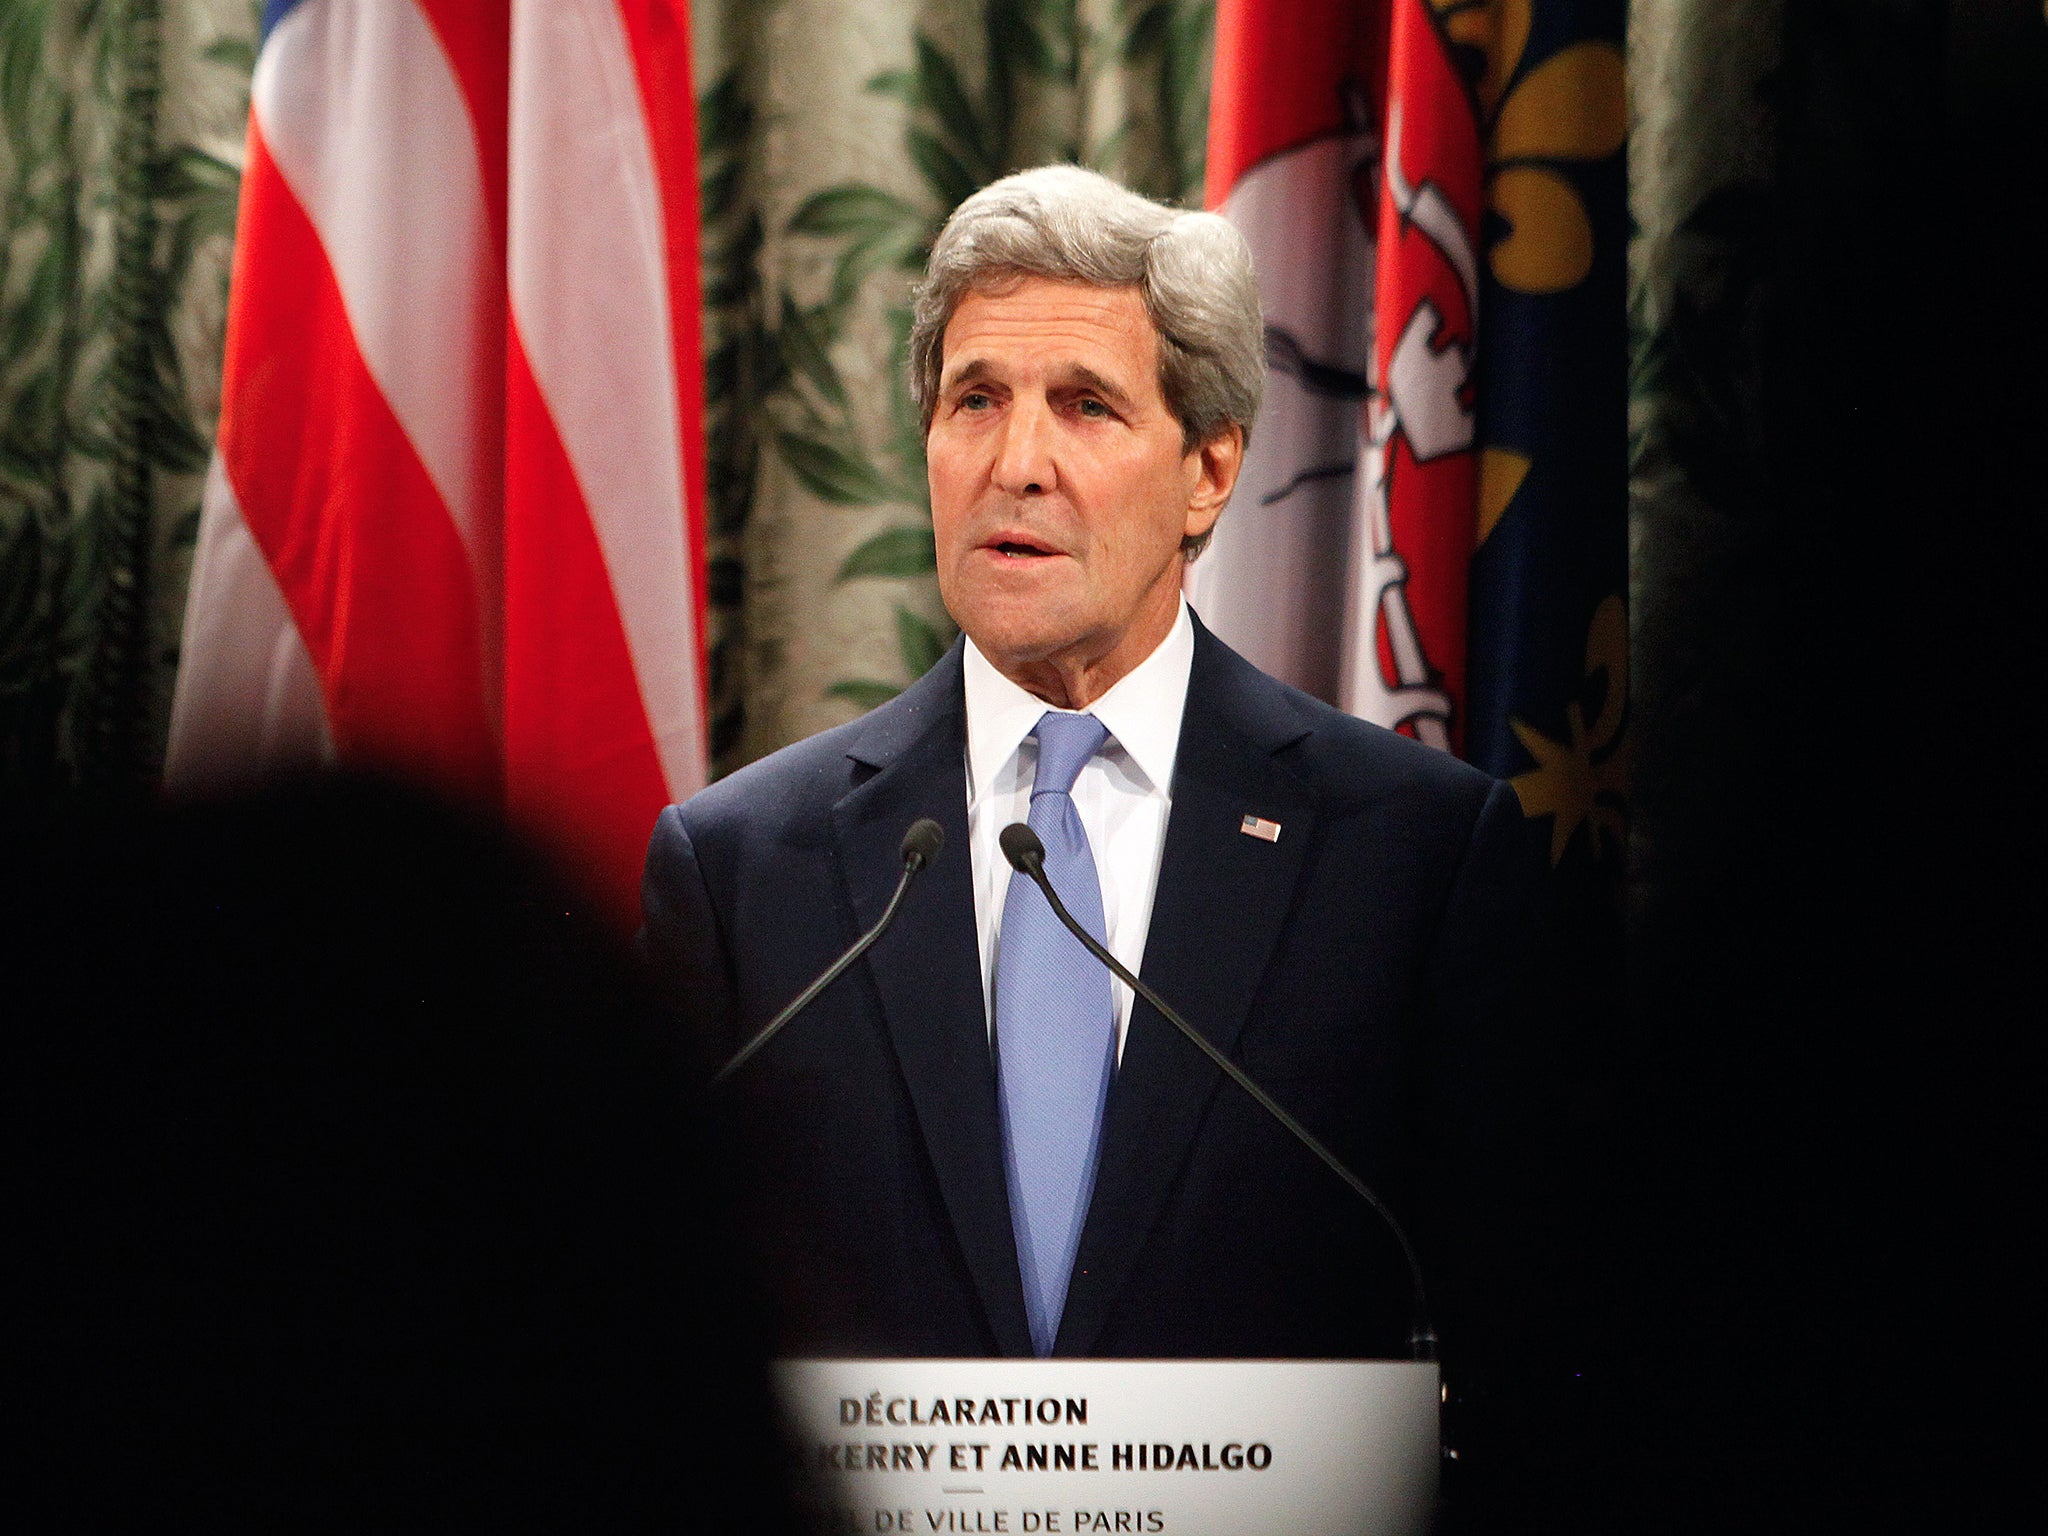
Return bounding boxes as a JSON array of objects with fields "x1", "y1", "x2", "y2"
[
  {"x1": 714, "y1": 819, "x2": 944, "y2": 1087},
  {"x1": 999, "y1": 822, "x2": 1438, "y2": 1361}
]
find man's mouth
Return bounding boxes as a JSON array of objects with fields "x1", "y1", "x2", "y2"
[{"x1": 988, "y1": 534, "x2": 1058, "y2": 558}]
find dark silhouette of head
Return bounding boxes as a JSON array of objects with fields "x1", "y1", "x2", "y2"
[{"x1": 3, "y1": 773, "x2": 795, "y2": 1533}]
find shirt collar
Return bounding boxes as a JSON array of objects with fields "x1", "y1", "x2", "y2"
[{"x1": 963, "y1": 599, "x2": 1194, "y2": 801}]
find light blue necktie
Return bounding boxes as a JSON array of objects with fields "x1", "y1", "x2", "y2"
[{"x1": 996, "y1": 711, "x2": 1115, "y2": 1357}]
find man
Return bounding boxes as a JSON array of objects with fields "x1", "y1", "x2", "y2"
[{"x1": 644, "y1": 167, "x2": 1543, "y2": 1363}]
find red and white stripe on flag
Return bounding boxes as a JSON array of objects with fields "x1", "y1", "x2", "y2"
[
  {"x1": 1195, "y1": 0, "x2": 1481, "y2": 751},
  {"x1": 166, "y1": 0, "x2": 710, "y2": 929}
]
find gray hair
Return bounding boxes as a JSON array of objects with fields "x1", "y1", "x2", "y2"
[{"x1": 909, "y1": 166, "x2": 1263, "y2": 555}]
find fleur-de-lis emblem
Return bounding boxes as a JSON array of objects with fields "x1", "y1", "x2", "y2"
[{"x1": 1432, "y1": 0, "x2": 1627, "y2": 294}]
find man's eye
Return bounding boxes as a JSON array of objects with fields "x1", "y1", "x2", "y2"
[
  {"x1": 959, "y1": 391, "x2": 993, "y2": 411},
  {"x1": 1075, "y1": 397, "x2": 1111, "y2": 418}
]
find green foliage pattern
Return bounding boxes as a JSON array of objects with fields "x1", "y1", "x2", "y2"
[{"x1": 0, "y1": 0, "x2": 254, "y2": 799}]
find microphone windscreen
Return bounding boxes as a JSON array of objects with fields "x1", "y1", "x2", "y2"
[
  {"x1": 899, "y1": 818, "x2": 945, "y2": 869},
  {"x1": 998, "y1": 822, "x2": 1044, "y2": 873}
]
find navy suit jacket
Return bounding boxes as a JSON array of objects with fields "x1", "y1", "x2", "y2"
[{"x1": 643, "y1": 619, "x2": 1544, "y2": 1360}]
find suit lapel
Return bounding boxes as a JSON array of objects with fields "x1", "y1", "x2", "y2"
[
  {"x1": 1057, "y1": 625, "x2": 1319, "y2": 1355},
  {"x1": 831, "y1": 646, "x2": 1034, "y2": 1358}
]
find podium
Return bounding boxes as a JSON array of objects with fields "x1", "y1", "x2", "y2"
[{"x1": 775, "y1": 1358, "x2": 1438, "y2": 1536}]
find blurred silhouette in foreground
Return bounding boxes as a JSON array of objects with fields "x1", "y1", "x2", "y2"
[{"x1": 1, "y1": 774, "x2": 797, "y2": 1534}]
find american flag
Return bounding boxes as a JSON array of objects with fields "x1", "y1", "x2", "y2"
[{"x1": 167, "y1": 0, "x2": 709, "y2": 928}]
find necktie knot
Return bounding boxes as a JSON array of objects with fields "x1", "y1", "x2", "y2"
[{"x1": 1031, "y1": 712, "x2": 1107, "y2": 797}]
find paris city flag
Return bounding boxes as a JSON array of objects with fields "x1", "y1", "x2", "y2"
[
  {"x1": 1198, "y1": 0, "x2": 1628, "y2": 874},
  {"x1": 1194, "y1": 0, "x2": 1479, "y2": 752},
  {"x1": 166, "y1": 0, "x2": 710, "y2": 929}
]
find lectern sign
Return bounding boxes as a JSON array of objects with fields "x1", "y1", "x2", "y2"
[{"x1": 775, "y1": 1359, "x2": 1438, "y2": 1536}]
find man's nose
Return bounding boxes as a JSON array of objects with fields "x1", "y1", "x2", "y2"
[{"x1": 991, "y1": 398, "x2": 1057, "y2": 496}]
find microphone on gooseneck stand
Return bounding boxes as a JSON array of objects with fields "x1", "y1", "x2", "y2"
[
  {"x1": 713, "y1": 819, "x2": 944, "y2": 1088},
  {"x1": 997, "y1": 821, "x2": 1439, "y2": 1363}
]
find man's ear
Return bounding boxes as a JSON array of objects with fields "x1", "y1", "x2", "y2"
[{"x1": 1182, "y1": 424, "x2": 1245, "y2": 545}]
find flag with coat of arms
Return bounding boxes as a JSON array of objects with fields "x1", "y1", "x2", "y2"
[{"x1": 1195, "y1": 0, "x2": 1628, "y2": 874}]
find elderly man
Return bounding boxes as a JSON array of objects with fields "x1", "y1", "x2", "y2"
[{"x1": 644, "y1": 167, "x2": 1540, "y2": 1363}]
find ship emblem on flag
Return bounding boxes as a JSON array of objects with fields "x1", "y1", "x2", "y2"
[{"x1": 1195, "y1": 0, "x2": 1478, "y2": 752}]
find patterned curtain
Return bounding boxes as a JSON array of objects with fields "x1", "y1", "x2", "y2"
[
  {"x1": 0, "y1": 0, "x2": 254, "y2": 799},
  {"x1": 1625, "y1": 0, "x2": 1783, "y2": 924}
]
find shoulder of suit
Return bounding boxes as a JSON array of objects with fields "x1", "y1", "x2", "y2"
[
  {"x1": 673, "y1": 712, "x2": 867, "y2": 834},
  {"x1": 1191, "y1": 625, "x2": 1500, "y2": 812},
  {"x1": 673, "y1": 650, "x2": 965, "y2": 836}
]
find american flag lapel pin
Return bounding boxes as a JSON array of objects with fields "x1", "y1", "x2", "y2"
[{"x1": 1239, "y1": 814, "x2": 1281, "y2": 843}]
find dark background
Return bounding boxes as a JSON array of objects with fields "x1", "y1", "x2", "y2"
[{"x1": 1598, "y1": 1, "x2": 2041, "y2": 1528}]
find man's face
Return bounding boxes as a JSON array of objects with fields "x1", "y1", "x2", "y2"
[{"x1": 926, "y1": 277, "x2": 1240, "y2": 706}]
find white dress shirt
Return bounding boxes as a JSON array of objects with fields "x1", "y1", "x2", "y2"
[{"x1": 963, "y1": 600, "x2": 1194, "y2": 1060}]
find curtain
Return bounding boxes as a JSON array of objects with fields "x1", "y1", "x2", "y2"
[{"x1": 0, "y1": 0, "x2": 253, "y2": 797}]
